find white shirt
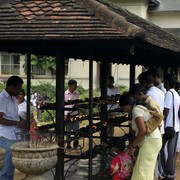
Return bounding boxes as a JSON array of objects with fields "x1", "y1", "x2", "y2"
[
  {"x1": 107, "y1": 86, "x2": 119, "y2": 110},
  {"x1": 0, "y1": 90, "x2": 21, "y2": 140},
  {"x1": 132, "y1": 105, "x2": 162, "y2": 142},
  {"x1": 18, "y1": 100, "x2": 33, "y2": 120},
  {"x1": 147, "y1": 86, "x2": 165, "y2": 113},
  {"x1": 64, "y1": 89, "x2": 79, "y2": 116},
  {"x1": 164, "y1": 89, "x2": 180, "y2": 132},
  {"x1": 156, "y1": 83, "x2": 166, "y2": 94}
]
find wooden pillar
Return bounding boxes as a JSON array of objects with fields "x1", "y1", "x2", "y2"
[
  {"x1": 100, "y1": 61, "x2": 108, "y2": 142},
  {"x1": 130, "y1": 64, "x2": 135, "y2": 87},
  {"x1": 55, "y1": 48, "x2": 65, "y2": 180},
  {"x1": 26, "y1": 53, "x2": 31, "y2": 132},
  {"x1": 88, "y1": 58, "x2": 93, "y2": 180}
]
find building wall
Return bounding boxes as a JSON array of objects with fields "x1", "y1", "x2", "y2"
[
  {"x1": 110, "y1": 0, "x2": 148, "y2": 18},
  {"x1": 148, "y1": 12, "x2": 180, "y2": 28},
  {"x1": 66, "y1": 59, "x2": 99, "y2": 89}
]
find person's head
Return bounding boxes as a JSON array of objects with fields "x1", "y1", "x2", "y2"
[
  {"x1": 148, "y1": 68, "x2": 161, "y2": 86},
  {"x1": 119, "y1": 94, "x2": 135, "y2": 113},
  {"x1": 68, "y1": 79, "x2": 77, "y2": 92},
  {"x1": 138, "y1": 71, "x2": 154, "y2": 89},
  {"x1": 16, "y1": 89, "x2": 25, "y2": 104},
  {"x1": 175, "y1": 81, "x2": 180, "y2": 91},
  {"x1": 6, "y1": 76, "x2": 24, "y2": 96},
  {"x1": 129, "y1": 83, "x2": 147, "y2": 102},
  {"x1": 164, "y1": 74, "x2": 175, "y2": 90},
  {"x1": 107, "y1": 75, "x2": 114, "y2": 88},
  {"x1": 114, "y1": 139, "x2": 126, "y2": 154}
]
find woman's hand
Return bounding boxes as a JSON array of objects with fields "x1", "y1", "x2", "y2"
[{"x1": 127, "y1": 144, "x2": 136, "y2": 157}]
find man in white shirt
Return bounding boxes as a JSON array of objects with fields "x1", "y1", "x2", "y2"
[
  {"x1": 0, "y1": 76, "x2": 25, "y2": 180},
  {"x1": 138, "y1": 71, "x2": 165, "y2": 180},
  {"x1": 138, "y1": 71, "x2": 164, "y2": 112},
  {"x1": 161, "y1": 74, "x2": 180, "y2": 180},
  {"x1": 148, "y1": 68, "x2": 166, "y2": 95}
]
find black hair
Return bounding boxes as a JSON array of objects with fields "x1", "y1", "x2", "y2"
[
  {"x1": 164, "y1": 74, "x2": 175, "y2": 88},
  {"x1": 6, "y1": 76, "x2": 24, "y2": 87},
  {"x1": 114, "y1": 139, "x2": 125, "y2": 152},
  {"x1": 68, "y1": 79, "x2": 77, "y2": 86},
  {"x1": 175, "y1": 81, "x2": 180, "y2": 89},
  {"x1": 129, "y1": 83, "x2": 147, "y2": 95},
  {"x1": 148, "y1": 67, "x2": 160, "y2": 78},
  {"x1": 107, "y1": 75, "x2": 114, "y2": 81},
  {"x1": 19, "y1": 89, "x2": 25, "y2": 96},
  {"x1": 138, "y1": 71, "x2": 154, "y2": 84},
  {"x1": 119, "y1": 94, "x2": 135, "y2": 106}
]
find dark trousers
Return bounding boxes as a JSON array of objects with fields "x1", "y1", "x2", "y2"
[
  {"x1": 65, "y1": 121, "x2": 79, "y2": 148},
  {"x1": 160, "y1": 132, "x2": 179, "y2": 179}
]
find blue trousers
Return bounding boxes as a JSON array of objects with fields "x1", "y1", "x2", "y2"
[{"x1": 0, "y1": 136, "x2": 16, "y2": 180}]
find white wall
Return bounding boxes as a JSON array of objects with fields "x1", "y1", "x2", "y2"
[
  {"x1": 148, "y1": 12, "x2": 180, "y2": 28},
  {"x1": 112, "y1": 64, "x2": 142, "y2": 88},
  {"x1": 110, "y1": 0, "x2": 148, "y2": 18},
  {"x1": 66, "y1": 59, "x2": 99, "y2": 89}
]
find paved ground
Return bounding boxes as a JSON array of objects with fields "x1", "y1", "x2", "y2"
[
  {"x1": 14, "y1": 161, "x2": 180, "y2": 180},
  {"x1": 14, "y1": 126, "x2": 180, "y2": 180}
]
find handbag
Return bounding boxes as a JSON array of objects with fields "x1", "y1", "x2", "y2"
[
  {"x1": 138, "y1": 105, "x2": 164, "y2": 134},
  {"x1": 164, "y1": 91, "x2": 175, "y2": 140},
  {"x1": 145, "y1": 110, "x2": 164, "y2": 134},
  {"x1": 164, "y1": 126, "x2": 175, "y2": 139}
]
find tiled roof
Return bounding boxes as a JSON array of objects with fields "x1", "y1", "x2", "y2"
[
  {"x1": 0, "y1": 0, "x2": 127, "y2": 40},
  {"x1": 0, "y1": 0, "x2": 180, "y2": 55}
]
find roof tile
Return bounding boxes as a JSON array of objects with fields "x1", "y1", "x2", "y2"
[{"x1": 0, "y1": 0, "x2": 179, "y2": 54}]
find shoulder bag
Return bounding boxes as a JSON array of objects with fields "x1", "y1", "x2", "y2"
[{"x1": 164, "y1": 91, "x2": 176, "y2": 139}]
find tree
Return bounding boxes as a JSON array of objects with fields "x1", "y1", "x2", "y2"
[{"x1": 23, "y1": 55, "x2": 56, "y2": 79}]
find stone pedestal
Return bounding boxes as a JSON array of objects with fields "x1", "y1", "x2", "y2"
[{"x1": 11, "y1": 142, "x2": 58, "y2": 180}]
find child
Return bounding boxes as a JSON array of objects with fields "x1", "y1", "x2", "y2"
[{"x1": 110, "y1": 140, "x2": 133, "y2": 180}]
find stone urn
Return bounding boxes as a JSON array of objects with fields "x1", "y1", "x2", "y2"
[
  {"x1": 11, "y1": 142, "x2": 58, "y2": 180},
  {"x1": 0, "y1": 148, "x2": 5, "y2": 170}
]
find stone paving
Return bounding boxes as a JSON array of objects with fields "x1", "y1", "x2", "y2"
[{"x1": 14, "y1": 160, "x2": 180, "y2": 180}]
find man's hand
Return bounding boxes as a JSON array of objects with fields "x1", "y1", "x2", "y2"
[{"x1": 17, "y1": 119, "x2": 26, "y2": 129}]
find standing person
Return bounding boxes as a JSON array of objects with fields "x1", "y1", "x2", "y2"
[
  {"x1": 119, "y1": 94, "x2": 162, "y2": 180},
  {"x1": 110, "y1": 139, "x2": 133, "y2": 180},
  {"x1": 148, "y1": 68, "x2": 166, "y2": 94},
  {"x1": 175, "y1": 81, "x2": 180, "y2": 163},
  {"x1": 64, "y1": 79, "x2": 79, "y2": 150},
  {"x1": 107, "y1": 75, "x2": 119, "y2": 136},
  {"x1": 138, "y1": 71, "x2": 164, "y2": 180},
  {"x1": 35, "y1": 93, "x2": 44, "y2": 121},
  {"x1": 138, "y1": 71, "x2": 164, "y2": 112},
  {"x1": 161, "y1": 74, "x2": 180, "y2": 180},
  {"x1": 147, "y1": 68, "x2": 167, "y2": 179},
  {"x1": 0, "y1": 76, "x2": 25, "y2": 180},
  {"x1": 177, "y1": 133, "x2": 180, "y2": 163},
  {"x1": 16, "y1": 89, "x2": 38, "y2": 140}
]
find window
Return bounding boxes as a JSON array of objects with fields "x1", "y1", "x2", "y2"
[
  {"x1": 1, "y1": 54, "x2": 20, "y2": 75},
  {"x1": 32, "y1": 65, "x2": 45, "y2": 75}
]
